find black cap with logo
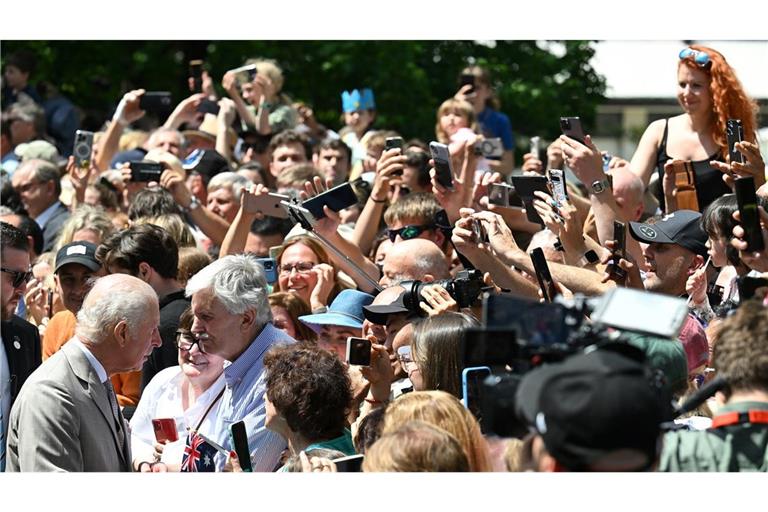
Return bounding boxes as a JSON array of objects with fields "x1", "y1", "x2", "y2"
[{"x1": 629, "y1": 210, "x2": 708, "y2": 257}]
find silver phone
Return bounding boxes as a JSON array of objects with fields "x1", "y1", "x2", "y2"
[{"x1": 547, "y1": 169, "x2": 567, "y2": 206}]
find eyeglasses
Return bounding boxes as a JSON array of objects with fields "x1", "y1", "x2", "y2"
[
  {"x1": 1, "y1": 267, "x2": 33, "y2": 288},
  {"x1": 679, "y1": 48, "x2": 711, "y2": 68},
  {"x1": 386, "y1": 224, "x2": 434, "y2": 243},
  {"x1": 279, "y1": 261, "x2": 316, "y2": 275},
  {"x1": 397, "y1": 345, "x2": 418, "y2": 373},
  {"x1": 175, "y1": 331, "x2": 207, "y2": 353}
]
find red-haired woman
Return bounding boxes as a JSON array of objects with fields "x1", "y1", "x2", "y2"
[{"x1": 629, "y1": 45, "x2": 763, "y2": 213}]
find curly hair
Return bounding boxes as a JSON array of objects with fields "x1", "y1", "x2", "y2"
[
  {"x1": 680, "y1": 45, "x2": 758, "y2": 158},
  {"x1": 264, "y1": 343, "x2": 352, "y2": 442},
  {"x1": 382, "y1": 390, "x2": 491, "y2": 471},
  {"x1": 712, "y1": 298, "x2": 768, "y2": 395}
]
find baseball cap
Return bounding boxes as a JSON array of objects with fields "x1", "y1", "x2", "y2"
[
  {"x1": 182, "y1": 149, "x2": 231, "y2": 181},
  {"x1": 362, "y1": 290, "x2": 411, "y2": 325},
  {"x1": 516, "y1": 344, "x2": 668, "y2": 471},
  {"x1": 299, "y1": 289, "x2": 374, "y2": 333},
  {"x1": 628, "y1": 210, "x2": 708, "y2": 257},
  {"x1": 55, "y1": 241, "x2": 101, "y2": 273},
  {"x1": 14, "y1": 140, "x2": 64, "y2": 167},
  {"x1": 624, "y1": 332, "x2": 688, "y2": 395}
]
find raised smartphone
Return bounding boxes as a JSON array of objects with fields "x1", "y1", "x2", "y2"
[
  {"x1": 734, "y1": 176, "x2": 765, "y2": 252},
  {"x1": 429, "y1": 141, "x2": 454, "y2": 190},
  {"x1": 302, "y1": 182, "x2": 358, "y2": 220},
  {"x1": 152, "y1": 418, "x2": 179, "y2": 443},
  {"x1": 72, "y1": 130, "x2": 94, "y2": 168},
  {"x1": 530, "y1": 247, "x2": 557, "y2": 303}
]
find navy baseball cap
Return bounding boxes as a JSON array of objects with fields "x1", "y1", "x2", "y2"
[
  {"x1": 629, "y1": 210, "x2": 708, "y2": 257},
  {"x1": 55, "y1": 241, "x2": 101, "y2": 273}
]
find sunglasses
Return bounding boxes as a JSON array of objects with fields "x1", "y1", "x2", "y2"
[
  {"x1": 679, "y1": 47, "x2": 711, "y2": 68},
  {"x1": 1, "y1": 267, "x2": 33, "y2": 288},
  {"x1": 386, "y1": 224, "x2": 434, "y2": 243}
]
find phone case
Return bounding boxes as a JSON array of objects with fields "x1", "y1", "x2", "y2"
[
  {"x1": 73, "y1": 130, "x2": 94, "y2": 168},
  {"x1": 530, "y1": 247, "x2": 556, "y2": 302},
  {"x1": 346, "y1": 337, "x2": 371, "y2": 366},
  {"x1": 302, "y1": 183, "x2": 358, "y2": 220},
  {"x1": 461, "y1": 366, "x2": 491, "y2": 417},
  {"x1": 510, "y1": 175, "x2": 549, "y2": 224},
  {"x1": 429, "y1": 142, "x2": 454, "y2": 190},
  {"x1": 560, "y1": 117, "x2": 586, "y2": 145},
  {"x1": 671, "y1": 160, "x2": 700, "y2": 212},
  {"x1": 152, "y1": 418, "x2": 179, "y2": 443},
  {"x1": 250, "y1": 193, "x2": 290, "y2": 219},
  {"x1": 610, "y1": 221, "x2": 627, "y2": 282},
  {"x1": 726, "y1": 119, "x2": 744, "y2": 164},
  {"x1": 130, "y1": 161, "x2": 163, "y2": 182},
  {"x1": 255, "y1": 257, "x2": 278, "y2": 283},
  {"x1": 230, "y1": 421, "x2": 253, "y2": 472},
  {"x1": 734, "y1": 177, "x2": 765, "y2": 252},
  {"x1": 139, "y1": 92, "x2": 173, "y2": 112}
]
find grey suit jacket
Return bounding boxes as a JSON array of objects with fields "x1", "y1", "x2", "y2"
[{"x1": 6, "y1": 340, "x2": 132, "y2": 472}]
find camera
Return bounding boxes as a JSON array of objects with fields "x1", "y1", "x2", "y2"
[
  {"x1": 73, "y1": 130, "x2": 94, "y2": 167},
  {"x1": 399, "y1": 269, "x2": 486, "y2": 316},
  {"x1": 474, "y1": 138, "x2": 504, "y2": 159}
]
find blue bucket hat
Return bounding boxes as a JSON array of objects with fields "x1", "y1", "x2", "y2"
[{"x1": 299, "y1": 289, "x2": 375, "y2": 333}]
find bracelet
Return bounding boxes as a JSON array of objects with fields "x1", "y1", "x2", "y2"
[
  {"x1": 364, "y1": 397, "x2": 387, "y2": 405},
  {"x1": 370, "y1": 197, "x2": 388, "y2": 204},
  {"x1": 137, "y1": 461, "x2": 152, "y2": 472}
]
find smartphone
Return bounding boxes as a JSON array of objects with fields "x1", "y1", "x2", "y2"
[
  {"x1": 488, "y1": 183, "x2": 512, "y2": 207},
  {"x1": 462, "y1": 366, "x2": 491, "y2": 424},
  {"x1": 734, "y1": 177, "x2": 765, "y2": 252},
  {"x1": 477, "y1": 138, "x2": 504, "y2": 159},
  {"x1": 346, "y1": 337, "x2": 371, "y2": 366},
  {"x1": 301, "y1": 182, "x2": 359, "y2": 220},
  {"x1": 610, "y1": 220, "x2": 627, "y2": 283},
  {"x1": 530, "y1": 247, "x2": 557, "y2": 303},
  {"x1": 471, "y1": 218, "x2": 489, "y2": 244},
  {"x1": 197, "y1": 98, "x2": 220, "y2": 116},
  {"x1": 334, "y1": 454, "x2": 364, "y2": 473},
  {"x1": 547, "y1": 169, "x2": 568, "y2": 205},
  {"x1": 384, "y1": 137, "x2": 404, "y2": 152},
  {"x1": 72, "y1": 130, "x2": 94, "y2": 168},
  {"x1": 189, "y1": 59, "x2": 203, "y2": 93},
  {"x1": 255, "y1": 257, "x2": 278, "y2": 284},
  {"x1": 510, "y1": 175, "x2": 549, "y2": 224},
  {"x1": 250, "y1": 192, "x2": 291, "y2": 219},
  {"x1": 736, "y1": 275, "x2": 768, "y2": 301},
  {"x1": 129, "y1": 161, "x2": 163, "y2": 182},
  {"x1": 46, "y1": 287, "x2": 54, "y2": 319},
  {"x1": 529, "y1": 136, "x2": 541, "y2": 159},
  {"x1": 460, "y1": 73, "x2": 476, "y2": 94},
  {"x1": 139, "y1": 91, "x2": 173, "y2": 112},
  {"x1": 229, "y1": 420, "x2": 253, "y2": 472},
  {"x1": 726, "y1": 119, "x2": 744, "y2": 165},
  {"x1": 590, "y1": 288, "x2": 689, "y2": 339},
  {"x1": 461, "y1": 328, "x2": 519, "y2": 369},
  {"x1": 559, "y1": 116, "x2": 586, "y2": 145},
  {"x1": 429, "y1": 141, "x2": 454, "y2": 190},
  {"x1": 151, "y1": 418, "x2": 179, "y2": 443}
]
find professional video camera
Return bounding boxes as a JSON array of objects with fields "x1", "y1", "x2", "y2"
[
  {"x1": 399, "y1": 269, "x2": 487, "y2": 315},
  {"x1": 461, "y1": 288, "x2": 691, "y2": 438}
]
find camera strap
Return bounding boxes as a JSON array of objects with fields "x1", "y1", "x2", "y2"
[
  {"x1": 434, "y1": 209, "x2": 476, "y2": 271},
  {"x1": 710, "y1": 410, "x2": 768, "y2": 430}
]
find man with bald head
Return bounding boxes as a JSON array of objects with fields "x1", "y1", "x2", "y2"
[
  {"x1": 6, "y1": 274, "x2": 162, "y2": 472},
  {"x1": 379, "y1": 238, "x2": 450, "y2": 288}
]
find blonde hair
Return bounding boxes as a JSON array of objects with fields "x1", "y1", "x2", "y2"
[
  {"x1": 435, "y1": 98, "x2": 477, "y2": 143},
  {"x1": 245, "y1": 58, "x2": 285, "y2": 93},
  {"x1": 382, "y1": 390, "x2": 492, "y2": 471},
  {"x1": 133, "y1": 214, "x2": 196, "y2": 248},
  {"x1": 363, "y1": 420, "x2": 470, "y2": 472},
  {"x1": 118, "y1": 130, "x2": 149, "y2": 152},
  {"x1": 275, "y1": 163, "x2": 321, "y2": 190},
  {"x1": 144, "y1": 149, "x2": 184, "y2": 176},
  {"x1": 53, "y1": 204, "x2": 115, "y2": 253}
]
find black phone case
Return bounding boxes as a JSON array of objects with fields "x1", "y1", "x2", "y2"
[
  {"x1": 560, "y1": 117, "x2": 586, "y2": 145},
  {"x1": 530, "y1": 247, "x2": 555, "y2": 302},
  {"x1": 129, "y1": 162, "x2": 163, "y2": 182},
  {"x1": 734, "y1": 177, "x2": 765, "y2": 252},
  {"x1": 346, "y1": 338, "x2": 371, "y2": 366},
  {"x1": 302, "y1": 183, "x2": 358, "y2": 220},
  {"x1": 230, "y1": 421, "x2": 253, "y2": 472},
  {"x1": 197, "y1": 98, "x2": 220, "y2": 115},
  {"x1": 139, "y1": 92, "x2": 172, "y2": 112},
  {"x1": 511, "y1": 176, "x2": 549, "y2": 224},
  {"x1": 726, "y1": 119, "x2": 744, "y2": 164}
]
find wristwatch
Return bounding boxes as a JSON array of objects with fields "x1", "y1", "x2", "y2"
[
  {"x1": 182, "y1": 195, "x2": 200, "y2": 213},
  {"x1": 590, "y1": 178, "x2": 611, "y2": 195},
  {"x1": 578, "y1": 249, "x2": 600, "y2": 267}
]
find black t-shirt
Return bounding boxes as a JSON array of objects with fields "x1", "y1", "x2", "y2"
[{"x1": 140, "y1": 289, "x2": 190, "y2": 391}]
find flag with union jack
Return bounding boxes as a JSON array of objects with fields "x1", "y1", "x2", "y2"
[{"x1": 180, "y1": 432, "x2": 217, "y2": 472}]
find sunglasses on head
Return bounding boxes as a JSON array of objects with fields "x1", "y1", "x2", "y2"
[
  {"x1": 1, "y1": 267, "x2": 33, "y2": 288},
  {"x1": 679, "y1": 47, "x2": 711, "y2": 68},
  {"x1": 387, "y1": 224, "x2": 434, "y2": 243}
]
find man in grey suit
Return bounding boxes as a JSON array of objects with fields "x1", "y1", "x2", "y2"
[
  {"x1": 11, "y1": 158, "x2": 70, "y2": 253},
  {"x1": 6, "y1": 273, "x2": 162, "y2": 472}
]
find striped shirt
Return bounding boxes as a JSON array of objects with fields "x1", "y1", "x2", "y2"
[{"x1": 210, "y1": 323, "x2": 296, "y2": 471}]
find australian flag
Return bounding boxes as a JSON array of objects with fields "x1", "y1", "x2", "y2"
[{"x1": 180, "y1": 432, "x2": 217, "y2": 472}]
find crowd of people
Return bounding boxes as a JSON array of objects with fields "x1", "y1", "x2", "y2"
[{"x1": 1, "y1": 43, "x2": 767, "y2": 473}]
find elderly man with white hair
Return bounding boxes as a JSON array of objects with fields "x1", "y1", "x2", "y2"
[
  {"x1": 186, "y1": 254, "x2": 296, "y2": 471},
  {"x1": 6, "y1": 274, "x2": 161, "y2": 472},
  {"x1": 206, "y1": 171, "x2": 249, "y2": 224}
]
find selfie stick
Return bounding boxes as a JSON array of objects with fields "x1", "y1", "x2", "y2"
[{"x1": 281, "y1": 200, "x2": 383, "y2": 294}]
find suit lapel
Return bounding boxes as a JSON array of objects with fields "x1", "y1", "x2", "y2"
[{"x1": 62, "y1": 342, "x2": 129, "y2": 467}]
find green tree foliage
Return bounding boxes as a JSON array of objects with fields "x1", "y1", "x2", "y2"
[{"x1": 3, "y1": 41, "x2": 605, "y2": 151}]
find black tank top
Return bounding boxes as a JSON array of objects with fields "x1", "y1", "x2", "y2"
[{"x1": 654, "y1": 119, "x2": 730, "y2": 213}]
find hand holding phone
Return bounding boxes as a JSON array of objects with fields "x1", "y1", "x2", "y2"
[
  {"x1": 384, "y1": 137, "x2": 404, "y2": 152},
  {"x1": 139, "y1": 91, "x2": 173, "y2": 113},
  {"x1": 609, "y1": 221, "x2": 627, "y2": 284},
  {"x1": 73, "y1": 130, "x2": 94, "y2": 168},
  {"x1": 560, "y1": 116, "x2": 586, "y2": 146},
  {"x1": 229, "y1": 420, "x2": 253, "y2": 472},
  {"x1": 530, "y1": 247, "x2": 558, "y2": 303},
  {"x1": 726, "y1": 119, "x2": 744, "y2": 165},
  {"x1": 734, "y1": 176, "x2": 766, "y2": 252},
  {"x1": 129, "y1": 161, "x2": 163, "y2": 182},
  {"x1": 189, "y1": 60, "x2": 204, "y2": 93},
  {"x1": 301, "y1": 182, "x2": 358, "y2": 220}
]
